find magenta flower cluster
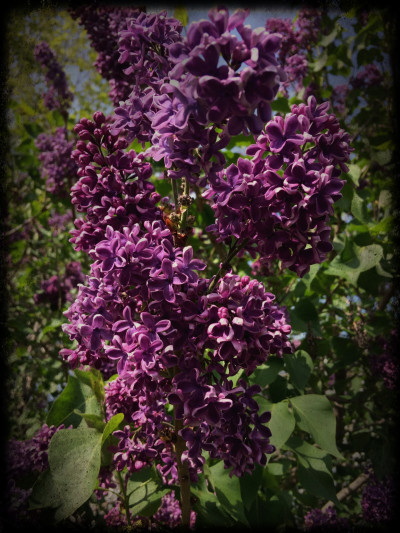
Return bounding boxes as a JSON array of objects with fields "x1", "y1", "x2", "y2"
[
  {"x1": 361, "y1": 475, "x2": 395, "y2": 523},
  {"x1": 62, "y1": 108, "x2": 291, "y2": 479},
  {"x1": 35, "y1": 127, "x2": 78, "y2": 197},
  {"x1": 59, "y1": 5, "x2": 352, "y2": 515},
  {"x1": 265, "y1": 8, "x2": 322, "y2": 97},
  {"x1": 370, "y1": 330, "x2": 399, "y2": 390},
  {"x1": 5, "y1": 424, "x2": 66, "y2": 519},
  {"x1": 34, "y1": 41, "x2": 73, "y2": 117},
  {"x1": 69, "y1": 111, "x2": 161, "y2": 253},
  {"x1": 205, "y1": 96, "x2": 352, "y2": 276},
  {"x1": 111, "y1": 7, "x2": 285, "y2": 186},
  {"x1": 69, "y1": 6, "x2": 143, "y2": 105},
  {"x1": 34, "y1": 261, "x2": 84, "y2": 311},
  {"x1": 304, "y1": 507, "x2": 348, "y2": 530}
]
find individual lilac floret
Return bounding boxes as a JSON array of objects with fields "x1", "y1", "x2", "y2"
[
  {"x1": 361, "y1": 475, "x2": 395, "y2": 524},
  {"x1": 34, "y1": 41, "x2": 73, "y2": 117},
  {"x1": 205, "y1": 96, "x2": 352, "y2": 276}
]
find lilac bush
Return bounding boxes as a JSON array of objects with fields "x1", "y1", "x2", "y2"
[
  {"x1": 10, "y1": 5, "x2": 390, "y2": 531},
  {"x1": 55, "y1": 7, "x2": 354, "y2": 528}
]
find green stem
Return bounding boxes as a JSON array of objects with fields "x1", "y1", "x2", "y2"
[
  {"x1": 207, "y1": 238, "x2": 248, "y2": 294},
  {"x1": 116, "y1": 470, "x2": 132, "y2": 527},
  {"x1": 174, "y1": 408, "x2": 191, "y2": 527},
  {"x1": 180, "y1": 178, "x2": 191, "y2": 230},
  {"x1": 171, "y1": 177, "x2": 180, "y2": 209}
]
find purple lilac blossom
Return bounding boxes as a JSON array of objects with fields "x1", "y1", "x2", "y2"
[
  {"x1": 154, "y1": 491, "x2": 196, "y2": 529},
  {"x1": 361, "y1": 475, "x2": 396, "y2": 523},
  {"x1": 34, "y1": 41, "x2": 73, "y2": 117},
  {"x1": 205, "y1": 96, "x2": 352, "y2": 276},
  {"x1": 351, "y1": 63, "x2": 383, "y2": 90},
  {"x1": 5, "y1": 424, "x2": 66, "y2": 520},
  {"x1": 111, "y1": 6, "x2": 285, "y2": 188},
  {"x1": 35, "y1": 127, "x2": 78, "y2": 197},
  {"x1": 34, "y1": 261, "x2": 84, "y2": 310},
  {"x1": 70, "y1": 112, "x2": 161, "y2": 253},
  {"x1": 69, "y1": 6, "x2": 143, "y2": 105},
  {"x1": 304, "y1": 507, "x2": 348, "y2": 530},
  {"x1": 266, "y1": 8, "x2": 322, "y2": 97},
  {"x1": 370, "y1": 330, "x2": 399, "y2": 390}
]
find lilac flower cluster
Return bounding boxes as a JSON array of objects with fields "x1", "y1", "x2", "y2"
[
  {"x1": 35, "y1": 127, "x2": 78, "y2": 197},
  {"x1": 34, "y1": 41, "x2": 73, "y2": 117},
  {"x1": 70, "y1": 111, "x2": 161, "y2": 253},
  {"x1": 5, "y1": 424, "x2": 65, "y2": 519},
  {"x1": 111, "y1": 10, "x2": 183, "y2": 146},
  {"x1": 265, "y1": 8, "x2": 322, "y2": 97},
  {"x1": 205, "y1": 96, "x2": 352, "y2": 276},
  {"x1": 112, "y1": 6, "x2": 285, "y2": 186},
  {"x1": 34, "y1": 261, "x2": 84, "y2": 310},
  {"x1": 63, "y1": 229, "x2": 289, "y2": 477},
  {"x1": 304, "y1": 507, "x2": 348, "y2": 530},
  {"x1": 69, "y1": 6, "x2": 143, "y2": 105},
  {"x1": 48, "y1": 209, "x2": 73, "y2": 236},
  {"x1": 370, "y1": 330, "x2": 398, "y2": 390},
  {"x1": 351, "y1": 63, "x2": 383, "y2": 90},
  {"x1": 331, "y1": 84, "x2": 348, "y2": 116},
  {"x1": 154, "y1": 491, "x2": 196, "y2": 529},
  {"x1": 361, "y1": 475, "x2": 395, "y2": 523},
  {"x1": 63, "y1": 178, "x2": 289, "y2": 478},
  {"x1": 59, "y1": 7, "x2": 352, "y2": 523}
]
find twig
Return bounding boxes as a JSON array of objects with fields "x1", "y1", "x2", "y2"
[{"x1": 321, "y1": 472, "x2": 370, "y2": 512}]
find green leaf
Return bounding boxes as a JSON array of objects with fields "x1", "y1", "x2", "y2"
[
  {"x1": 209, "y1": 461, "x2": 249, "y2": 525},
  {"x1": 127, "y1": 467, "x2": 157, "y2": 497},
  {"x1": 297, "y1": 455, "x2": 338, "y2": 502},
  {"x1": 351, "y1": 190, "x2": 370, "y2": 224},
  {"x1": 74, "y1": 368, "x2": 105, "y2": 406},
  {"x1": 283, "y1": 435, "x2": 338, "y2": 501},
  {"x1": 191, "y1": 475, "x2": 234, "y2": 527},
  {"x1": 129, "y1": 481, "x2": 167, "y2": 517},
  {"x1": 284, "y1": 350, "x2": 314, "y2": 392},
  {"x1": 48, "y1": 428, "x2": 103, "y2": 522},
  {"x1": 270, "y1": 97, "x2": 291, "y2": 114},
  {"x1": 46, "y1": 373, "x2": 102, "y2": 428},
  {"x1": 290, "y1": 298, "x2": 321, "y2": 335},
  {"x1": 74, "y1": 411, "x2": 105, "y2": 432},
  {"x1": 320, "y1": 27, "x2": 338, "y2": 46},
  {"x1": 29, "y1": 469, "x2": 62, "y2": 511},
  {"x1": 250, "y1": 356, "x2": 284, "y2": 387},
  {"x1": 239, "y1": 465, "x2": 263, "y2": 511},
  {"x1": 312, "y1": 50, "x2": 328, "y2": 72},
  {"x1": 290, "y1": 395, "x2": 344, "y2": 459},
  {"x1": 268, "y1": 400, "x2": 295, "y2": 450},
  {"x1": 325, "y1": 242, "x2": 384, "y2": 285},
  {"x1": 301, "y1": 264, "x2": 320, "y2": 291},
  {"x1": 102, "y1": 413, "x2": 124, "y2": 445},
  {"x1": 38, "y1": 319, "x2": 64, "y2": 341},
  {"x1": 346, "y1": 163, "x2": 362, "y2": 186}
]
